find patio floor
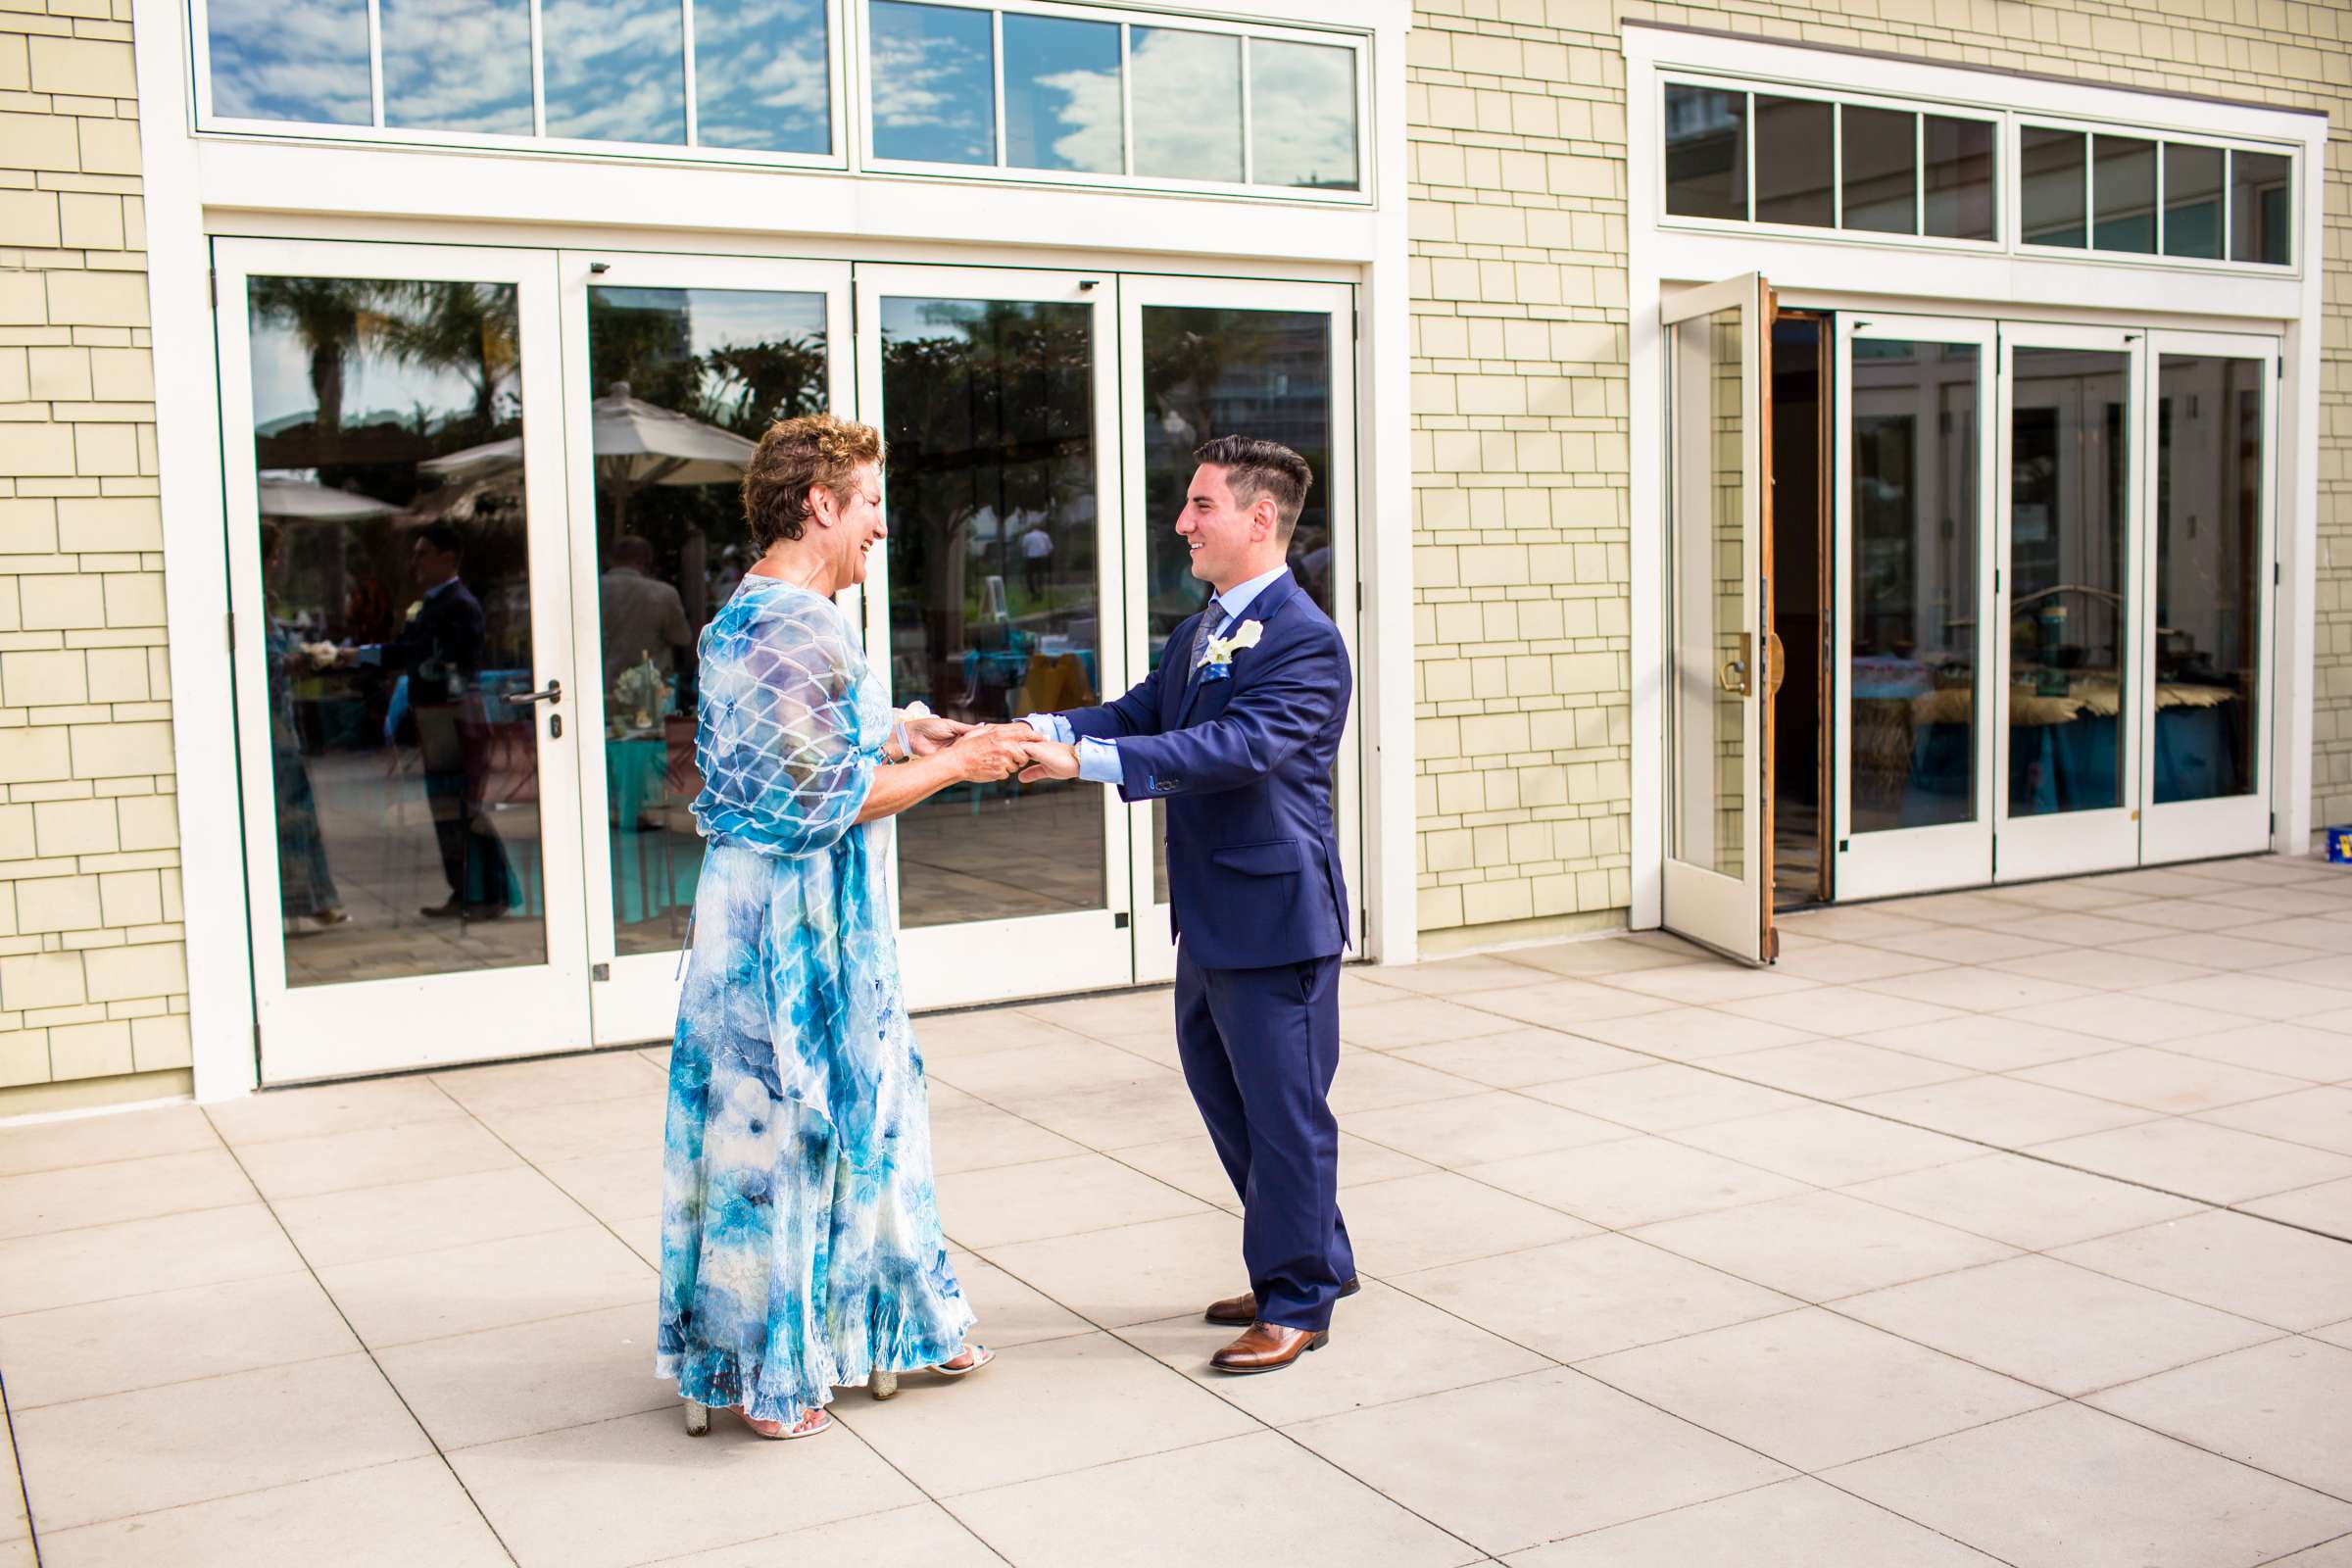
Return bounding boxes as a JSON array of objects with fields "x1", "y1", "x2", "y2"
[{"x1": 4, "y1": 854, "x2": 2351, "y2": 1567}]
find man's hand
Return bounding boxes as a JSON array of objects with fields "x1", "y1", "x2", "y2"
[
  {"x1": 1017, "y1": 740, "x2": 1079, "y2": 784},
  {"x1": 903, "y1": 714, "x2": 973, "y2": 757},
  {"x1": 948, "y1": 724, "x2": 1033, "y2": 783}
]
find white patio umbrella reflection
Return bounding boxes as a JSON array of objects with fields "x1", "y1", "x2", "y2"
[{"x1": 257, "y1": 474, "x2": 399, "y2": 522}]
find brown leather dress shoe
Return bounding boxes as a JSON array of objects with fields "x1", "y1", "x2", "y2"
[
  {"x1": 1204, "y1": 1275, "x2": 1359, "y2": 1327},
  {"x1": 1209, "y1": 1321, "x2": 1327, "y2": 1375}
]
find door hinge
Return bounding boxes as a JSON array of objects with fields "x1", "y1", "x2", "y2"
[
  {"x1": 225, "y1": 610, "x2": 235, "y2": 652},
  {"x1": 2274, "y1": 562, "x2": 2281, "y2": 585},
  {"x1": 591, "y1": 962, "x2": 610, "y2": 981},
  {"x1": 209, "y1": 269, "x2": 218, "y2": 309},
  {"x1": 1113, "y1": 911, "x2": 1130, "y2": 929},
  {"x1": 2270, "y1": 811, "x2": 2277, "y2": 836},
  {"x1": 1351, "y1": 308, "x2": 1360, "y2": 343},
  {"x1": 251, "y1": 1020, "x2": 262, "y2": 1056}
]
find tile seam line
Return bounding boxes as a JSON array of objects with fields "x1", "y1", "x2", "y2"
[{"x1": 0, "y1": 1368, "x2": 35, "y2": 1568}]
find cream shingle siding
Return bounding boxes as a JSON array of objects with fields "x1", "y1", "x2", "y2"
[
  {"x1": 0, "y1": 0, "x2": 182, "y2": 1106},
  {"x1": 1411, "y1": 0, "x2": 2352, "y2": 940}
]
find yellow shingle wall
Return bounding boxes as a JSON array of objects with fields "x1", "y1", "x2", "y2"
[
  {"x1": 1409, "y1": 0, "x2": 2352, "y2": 944},
  {"x1": 0, "y1": 0, "x2": 184, "y2": 1110}
]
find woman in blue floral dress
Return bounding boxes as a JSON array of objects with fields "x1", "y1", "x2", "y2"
[{"x1": 658, "y1": 414, "x2": 1034, "y2": 1441}]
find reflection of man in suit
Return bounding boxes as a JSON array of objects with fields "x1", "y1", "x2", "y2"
[
  {"x1": 599, "y1": 534, "x2": 693, "y2": 692},
  {"x1": 354, "y1": 524, "x2": 515, "y2": 920}
]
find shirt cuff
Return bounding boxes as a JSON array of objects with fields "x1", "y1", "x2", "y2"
[
  {"x1": 1075, "y1": 737, "x2": 1123, "y2": 784},
  {"x1": 1019, "y1": 712, "x2": 1075, "y2": 745}
]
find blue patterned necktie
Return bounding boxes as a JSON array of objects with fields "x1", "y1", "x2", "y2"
[{"x1": 1186, "y1": 601, "x2": 1233, "y2": 690}]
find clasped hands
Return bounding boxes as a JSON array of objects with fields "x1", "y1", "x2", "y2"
[{"x1": 903, "y1": 715, "x2": 1077, "y2": 784}]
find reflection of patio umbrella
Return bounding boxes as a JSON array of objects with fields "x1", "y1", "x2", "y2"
[
  {"x1": 418, "y1": 381, "x2": 755, "y2": 542},
  {"x1": 258, "y1": 476, "x2": 398, "y2": 521}
]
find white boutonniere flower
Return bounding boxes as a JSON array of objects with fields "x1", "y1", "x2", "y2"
[{"x1": 1200, "y1": 618, "x2": 1264, "y2": 669}]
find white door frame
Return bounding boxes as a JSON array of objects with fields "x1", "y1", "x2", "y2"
[
  {"x1": 215, "y1": 236, "x2": 595, "y2": 1082},
  {"x1": 555, "y1": 250, "x2": 856, "y2": 1048},
  {"x1": 1832, "y1": 313, "x2": 2000, "y2": 900},
  {"x1": 851, "y1": 263, "x2": 1135, "y2": 1009}
]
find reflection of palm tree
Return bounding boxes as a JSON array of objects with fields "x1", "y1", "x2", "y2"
[
  {"x1": 699, "y1": 337, "x2": 827, "y2": 434},
  {"x1": 376, "y1": 282, "x2": 520, "y2": 441},
  {"x1": 249, "y1": 276, "x2": 375, "y2": 460}
]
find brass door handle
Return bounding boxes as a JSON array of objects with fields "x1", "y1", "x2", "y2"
[{"x1": 1718, "y1": 633, "x2": 1752, "y2": 697}]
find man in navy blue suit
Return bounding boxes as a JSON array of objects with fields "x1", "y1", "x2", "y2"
[{"x1": 1018, "y1": 436, "x2": 1353, "y2": 1375}]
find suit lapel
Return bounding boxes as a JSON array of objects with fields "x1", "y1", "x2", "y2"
[{"x1": 1176, "y1": 574, "x2": 1301, "y2": 727}]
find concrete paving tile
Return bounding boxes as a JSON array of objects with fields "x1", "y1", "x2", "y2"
[
  {"x1": 1125, "y1": 1279, "x2": 1548, "y2": 1425},
  {"x1": 2306, "y1": 1006, "x2": 2352, "y2": 1041},
  {"x1": 942, "y1": 1249, "x2": 1091, "y2": 1348},
  {"x1": 979, "y1": 1209, "x2": 1245, "y2": 1329},
  {"x1": 1853, "y1": 963, "x2": 2098, "y2": 1013},
  {"x1": 1997, "y1": 993, "x2": 2251, "y2": 1046},
  {"x1": 2053, "y1": 1210, "x2": 2352, "y2": 1332},
  {"x1": 948, "y1": 1430, "x2": 1479, "y2": 1568},
  {"x1": 2257, "y1": 956, "x2": 2352, "y2": 995},
  {"x1": 449, "y1": 1405, "x2": 921, "y2": 1568},
  {"x1": 2016, "y1": 1047, "x2": 2312, "y2": 1114},
  {"x1": 528, "y1": 1148, "x2": 670, "y2": 1227},
  {"x1": 1779, "y1": 906, "x2": 1941, "y2": 944},
  {"x1": 1880, "y1": 892, "x2": 2043, "y2": 927},
  {"x1": 1993, "y1": 880, "x2": 2156, "y2": 912},
  {"x1": 1526, "y1": 1063, "x2": 1811, "y2": 1132},
  {"x1": 917, "y1": 1006, "x2": 1103, "y2": 1060},
  {"x1": 318, "y1": 1223, "x2": 651, "y2": 1348},
  {"x1": 0, "y1": 1150, "x2": 256, "y2": 1240},
  {"x1": 2158, "y1": 1022, "x2": 2352, "y2": 1083},
  {"x1": 1504, "y1": 1476, "x2": 2003, "y2": 1567},
  {"x1": 1396, "y1": 1234, "x2": 1799, "y2": 1363},
  {"x1": 1853, "y1": 1012, "x2": 2121, "y2": 1072},
  {"x1": 271, "y1": 1164, "x2": 593, "y2": 1268},
  {"x1": 1825, "y1": 1401, "x2": 2352, "y2": 1568},
  {"x1": 1391, "y1": 1027, "x2": 1651, "y2": 1089},
  {"x1": 2092, "y1": 867, "x2": 2242, "y2": 896},
  {"x1": 1368, "y1": 954, "x2": 1559, "y2": 997},
  {"x1": 653, "y1": 1502, "x2": 1004, "y2": 1567},
  {"x1": 234, "y1": 1116, "x2": 523, "y2": 1202},
  {"x1": 2239, "y1": 1176, "x2": 2352, "y2": 1241},
  {"x1": 1113, "y1": 1130, "x2": 1429, "y2": 1212},
  {"x1": 1287, "y1": 1367, "x2": 1791, "y2": 1556},
  {"x1": 31, "y1": 1457, "x2": 509, "y2": 1568},
  {"x1": 1337, "y1": 1171, "x2": 1598, "y2": 1275},
  {"x1": 1707, "y1": 1039, "x2": 1973, "y2": 1100},
  {"x1": 1598, "y1": 964, "x2": 1822, "y2": 1006},
  {"x1": 467, "y1": 1095, "x2": 667, "y2": 1165},
  {"x1": 2135, "y1": 973, "x2": 2352, "y2": 1022},
  {"x1": 0, "y1": 1104, "x2": 219, "y2": 1178},
  {"x1": 430, "y1": 1048, "x2": 665, "y2": 1112},
  {"x1": 1340, "y1": 969, "x2": 1417, "y2": 1007},
  {"x1": 1558, "y1": 1005, "x2": 1819, "y2": 1060},
  {"x1": 11, "y1": 1353, "x2": 430, "y2": 1532},
  {"x1": 1327, "y1": 1054, "x2": 1493, "y2": 1115},
  {"x1": 2225, "y1": 919, "x2": 2352, "y2": 955},
  {"x1": 1985, "y1": 948, "x2": 2219, "y2": 992},
  {"x1": 938, "y1": 1152, "x2": 1208, "y2": 1250},
  {"x1": 2102, "y1": 931, "x2": 2327, "y2": 971},
  {"x1": 1013, "y1": 1076, "x2": 1213, "y2": 1151},
  {"x1": 0, "y1": 1270, "x2": 356, "y2": 1408},
  {"x1": 927, "y1": 1101, "x2": 1090, "y2": 1175},
  {"x1": 1855, "y1": 927, "x2": 2051, "y2": 964},
  {"x1": 2197, "y1": 1086, "x2": 2352, "y2": 1155},
  {"x1": 2263, "y1": 1538, "x2": 2352, "y2": 1568},
  {"x1": 1446, "y1": 979, "x2": 1681, "y2": 1030},
  {"x1": 1343, "y1": 995, "x2": 1530, "y2": 1050},
  {"x1": 1841, "y1": 1152, "x2": 2205, "y2": 1250},
  {"x1": 1836, "y1": 1253, "x2": 2279, "y2": 1396},
  {"x1": 1718, "y1": 985, "x2": 1963, "y2": 1038},
  {"x1": 2001, "y1": 910, "x2": 2180, "y2": 947},
  {"x1": 928, "y1": 1038, "x2": 1172, "y2": 1100},
  {"x1": 2087, "y1": 1337, "x2": 2352, "y2": 1499},
  {"x1": 1766, "y1": 942, "x2": 1954, "y2": 984},
  {"x1": 375, "y1": 1303, "x2": 671, "y2": 1451},
  {"x1": 1014, "y1": 987, "x2": 1178, "y2": 1042},
  {"x1": 1580, "y1": 1307, "x2": 2053, "y2": 1470},
  {"x1": 0, "y1": 1204, "x2": 299, "y2": 1316},
  {"x1": 2029, "y1": 1119, "x2": 2352, "y2": 1204},
  {"x1": 203, "y1": 1076, "x2": 467, "y2": 1147},
  {"x1": 1673, "y1": 1103, "x2": 1980, "y2": 1187},
  {"x1": 1849, "y1": 1074, "x2": 2159, "y2": 1145},
  {"x1": 1344, "y1": 1090, "x2": 1639, "y2": 1167},
  {"x1": 1463, "y1": 1135, "x2": 1809, "y2": 1230},
  {"x1": 1632, "y1": 1191, "x2": 2014, "y2": 1301},
  {"x1": 1497, "y1": 937, "x2": 1703, "y2": 978}
]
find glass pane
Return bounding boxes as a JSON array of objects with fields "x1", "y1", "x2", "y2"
[
  {"x1": 1138, "y1": 305, "x2": 1337, "y2": 906},
  {"x1": 1924, "y1": 116, "x2": 1995, "y2": 240},
  {"x1": 245, "y1": 276, "x2": 545, "y2": 985},
  {"x1": 381, "y1": 0, "x2": 532, "y2": 134},
  {"x1": 870, "y1": 0, "x2": 996, "y2": 166},
  {"x1": 880, "y1": 298, "x2": 1102, "y2": 925},
  {"x1": 1668, "y1": 305, "x2": 1747, "y2": 878},
  {"x1": 2020, "y1": 126, "x2": 2086, "y2": 247},
  {"x1": 2154, "y1": 355, "x2": 2263, "y2": 803},
  {"x1": 207, "y1": 0, "x2": 372, "y2": 124},
  {"x1": 1840, "y1": 105, "x2": 1917, "y2": 234},
  {"x1": 1664, "y1": 84, "x2": 1745, "y2": 220},
  {"x1": 1132, "y1": 28, "x2": 1242, "y2": 183},
  {"x1": 695, "y1": 0, "x2": 832, "y2": 154},
  {"x1": 2230, "y1": 149, "x2": 2292, "y2": 265},
  {"x1": 1849, "y1": 339, "x2": 1981, "y2": 834},
  {"x1": 1753, "y1": 95, "x2": 1833, "y2": 228},
  {"x1": 1250, "y1": 40, "x2": 1357, "y2": 190},
  {"x1": 1004, "y1": 14, "x2": 1121, "y2": 174},
  {"x1": 2092, "y1": 134, "x2": 2157, "y2": 253},
  {"x1": 2008, "y1": 347, "x2": 2130, "y2": 817},
  {"x1": 587, "y1": 285, "x2": 829, "y2": 955},
  {"x1": 2161, "y1": 143, "x2": 2224, "y2": 259},
  {"x1": 542, "y1": 0, "x2": 687, "y2": 144}
]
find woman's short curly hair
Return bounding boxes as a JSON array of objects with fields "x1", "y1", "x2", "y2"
[{"x1": 741, "y1": 413, "x2": 886, "y2": 552}]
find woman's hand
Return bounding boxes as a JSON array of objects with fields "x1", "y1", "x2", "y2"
[
  {"x1": 903, "y1": 714, "x2": 973, "y2": 757},
  {"x1": 948, "y1": 724, "x2": 1034, "y2": 783}
]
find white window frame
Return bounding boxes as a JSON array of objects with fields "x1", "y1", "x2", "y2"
[
  {"x1": 2011, "y1": 117, "x2": 2297, "y2": 273},
  {"x1": 853, "y1": 0, "x2": 1372, "y2": 204}
]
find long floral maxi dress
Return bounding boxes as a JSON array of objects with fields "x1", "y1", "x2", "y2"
[{"x1": 657, "y1": 576, "x2": 974, "y2": 1427}]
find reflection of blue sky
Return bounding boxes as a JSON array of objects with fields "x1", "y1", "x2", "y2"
[
  {"x1": 382, "y1": 0, "x2": 532, "y2": 134},
  {"x1": 879, "y1": 296, "x2": 985, "y2": 343},
  {"x1": 247, "y1": 313, "x2": 507, "y2": 433},
  {"x1": 695, "y1": 0, "x2": 831, "y2": 153},
  {"x1": 1130, "y1": 27, "x2": 1241, "y2": 183},
  {"x1": 1250, "y1": 40, "x2": 1356, "y2": 189},
  {"x1": 1003, "y1": 15, "x2": 1119, "y2": 174},
  {"x1": 870, "y1": 1, "x2": 994, "y2": 166},
  {"x1": 543, "y1": 0, "x2": 687, "y2": 144},
  {"x1": 208, "y1": 0, "x2": 371, "y2": 124}
]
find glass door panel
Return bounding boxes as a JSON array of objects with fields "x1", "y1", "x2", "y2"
[
  {"x1": 1120, "y1": 278, "x2": 1357, "y2": 984},
  {"x1": 556, "y1": 252, "x2": 852, "y2": 1049},
  {"x1": 1994, "y1": 327, "x2": 2143, "y2": 880},
  {"x1": 2140, "y1": 332, "x2": 2276, "y2": 863},
  {"x1": 1661, "y1": 273, "x2": 1771, "y2": 963},
  {"x1": 1834, "y1": 316, "x2": 1996, "y2": 900},
  {"x1": 854, "y1": 266, "x2": 1130, "y2": 1009},
  {"x1": 217, "y1": 238, "x2": 590, "y2": 1081}
]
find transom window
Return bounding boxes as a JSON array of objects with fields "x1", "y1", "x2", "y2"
[{"x1": 2017, "y1": 124, "x2": 2290, "y2": 265}]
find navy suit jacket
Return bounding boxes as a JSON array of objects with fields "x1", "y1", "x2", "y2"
[{"x1": 1063, "y1": 571, "x2": 1350, "y2": 970}]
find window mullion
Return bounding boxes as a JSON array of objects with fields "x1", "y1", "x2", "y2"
[
  {"x1": 992, "y1": 8, "x2": 1006, "y2": 168},
  {"x1": 1742, "y1": 90, "x2": 1754, "y2": 222},
  {"x1": 1240, "y1": 34, "x2": 1253, "y2": 185},
  {"x1": 1119, "y1": 21, "x2": 1134, "y2": 177},
  {"x1": 367, "y1": 0, "x2": 385, "y2": 127},
  {"x1": 1913, "y1": 111, "x2": 1923, "y2": 235},
  {"x1": 681, "y1": 0, "x2": 699, "y2": 146},
  {"x1": 528, "y1": 0, "x2": 546, "y2": 136},
  {"x1": 1831, "y1": 98, "x2": 1841, "y2": 228}
]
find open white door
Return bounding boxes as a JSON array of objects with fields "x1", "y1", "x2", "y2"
[{"x1": 1660, "y1": 273, "x2": 1775, "y2": 964}]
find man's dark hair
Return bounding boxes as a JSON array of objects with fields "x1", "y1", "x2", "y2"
[
  {"x1": 1194, "y1": 435, "x2": 1312, "y2": 542},
  {"x1": 417, "y1": 522, "x2": 466, "y2": 563},
  {"x1": 612, "y1": 534, "x2": 657, "y2": 572}
]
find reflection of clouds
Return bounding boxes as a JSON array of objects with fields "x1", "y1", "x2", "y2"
[
  {"x1": 870, "y1": 1, "x2": 994, "y2": 165},
  {"x1": 381, "y1": 0, "x2": 532, "y2": 134},
  {"x1": 1250, "y1": 40, "x2": 1356, "y2": 189},
  {"x1": 1028, "y1": 63, "x2": 1120, "y2": 172},
  {"x1": 695, "y1": 0, "x2": 831, "y2": 153},
  {"x1": 681, "y1": 289, "x2": 828, "y2": 356},
  {"x1": 543, "y1": 0, "x2": 687, "y2": 144},
  {"x1": 208, "y1": 0, "x2": 371, "y2": 124},
  {"x1": 1003, "y1": 15, "x2": 1118, "y2": 173},
  {"x1": 247, "y1": 313, "x2": 497, "y2": 432},
  {"x1": 1130, "y1": 27, "x2": 1242, "y2": 183}
]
